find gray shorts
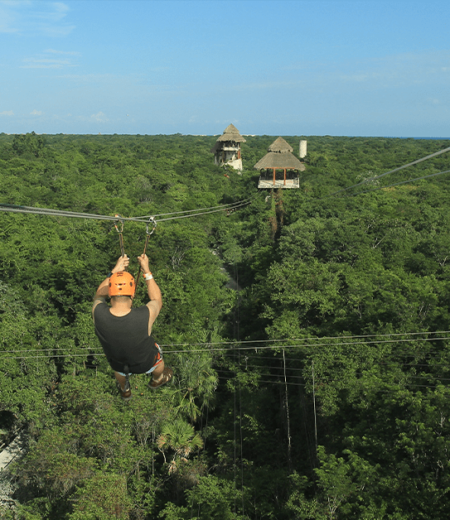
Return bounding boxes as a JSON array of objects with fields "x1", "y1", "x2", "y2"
[{"x1": 117, "y1": 343, "x2": 163, "y2": 376}]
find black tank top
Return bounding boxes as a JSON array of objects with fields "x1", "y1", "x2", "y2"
[{"x1": 94, "y1": 303, "x2": 158, "y2": 373}]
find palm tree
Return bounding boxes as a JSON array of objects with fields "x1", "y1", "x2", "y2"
[
  {"x1": 172, "y1": 354, "x2": 218, "y2": 422},
  {"x1": 156, "y1": 419, "x2": 203, "y2": 474}
]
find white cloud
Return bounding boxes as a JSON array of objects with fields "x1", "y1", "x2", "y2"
[
  {"x1": 22, "y1": 57, "x2": 73, "y2": 69},
  {"x1": 269, "y1": 51, "x2": 450, "y2": 98},
  {"x1": 56, "y1": 73, "x2": 115, "y2": 83},
  {"x1": 44, "y1": 48, "x2": 80, "y2": 56},
  {"x1": 0, "y1": 1, "x2": 74, "y2": 36},
  {"x1": 91, "y1": 111, "x2": 108, "y2": 123},
  {"x1": 21, "y1": 48, "x2": 79, "y2": 69},
  {"x1": 30, "y1": 109, "x2": 43, "y2": 116},
  {"x1": 231, "y1": 80, "x2": 302, "y2": 92},
  {"x1": 0, "y1": 110, "x2": 14, "y2": 116}
]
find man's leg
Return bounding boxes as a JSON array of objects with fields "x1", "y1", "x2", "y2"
[
  {"x1": 149, "y1": 360, "x2": 173, "y2": 389},
  {"x1": 114, "y1": 372, "x2": 132, "y2": 401},
  {"x1": 114, "y1": 371, "x2": 127, "y2": 391},
  {"x1": 151, "y1": 360, "x2": 165, "y2": 382}
]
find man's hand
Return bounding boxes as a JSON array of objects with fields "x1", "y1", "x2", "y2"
[
  {"x1": 112, "y1": 255, "x2": 130, "y2": 274},
  {"x1": 137, "y1": 253, "x2": 151, "y2": 274}
]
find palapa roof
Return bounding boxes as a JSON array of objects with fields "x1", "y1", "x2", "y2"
[
  {"x1": 267, "y1": 136, "x2": 293, "y2": 153},
  {"x1": 254, "y1": 152, "x2": 305, "y2": 170},
  {"x1": 254, "y1": 137, "x2": 305, "y2": 171},
  {"x1": 216, "y1": 123, "x2": 246, "y2": 143}
]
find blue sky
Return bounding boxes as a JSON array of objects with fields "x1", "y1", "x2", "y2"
[{"x1": 0, "y1": 0, "x2": 449, "y2": 136}]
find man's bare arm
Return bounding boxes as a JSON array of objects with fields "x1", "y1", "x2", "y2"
[{"x1": 137, "y1": 253, "x2": 163, "y2": 332}]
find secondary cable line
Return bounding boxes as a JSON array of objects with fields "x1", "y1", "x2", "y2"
[
  {"x1": 0, "y1": 203, "x2": 149, "y2": 222},
  {"x1": 215, "y1": 367, "x2": 450, "y2": 383},
  {"x1": 337, "y1": 169, "x2": 450, "y2": 197},
  {"x1": 160, "y1": 335, "x2": 450, "y2": 353},
  {"x1": 135, "y1": 198, "x2": 254, "y2": 219},
  {"x1": 327, "y1": 145, "x2": 450, "y2": 197},
  {"x1": 141, "y1": 330, "x2": 450, "y2": 348},
  {"x1": 216, "y1": 375, "x2": 450, "y2": 391},
  {"x1": 3, "y1": 333, "x2": 450, "y2": 356},
  {"x1": 3, "y1": 330, "x2": 449, "y2": 354},
  {"x1": 283, "y1": 348, "x2": 293, "y2": 471},
  {"x1": 155, "y1": 201, "x2": 251, "y2": 222},
  {"x1": 3, "y1": 331, "x2": 449, "y2": 357},
  {"x1": 3, "y1": 335, "x2": 450, "y2": 357},
  {"x1": 0, "y1": 198, "x2": 252, "y2": 224},
  {"x1": 3, "y1": 337, "x2": 450, "y2": 362}
]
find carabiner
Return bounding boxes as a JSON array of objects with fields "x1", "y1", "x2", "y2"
[
  {"x1": 146, "y1": 216, "x2": 157, "y2": 236},
  {"x1": 114, "y1": 214, "x2": 124, "y2": 234}
]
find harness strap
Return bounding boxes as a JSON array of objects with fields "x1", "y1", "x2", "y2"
[
  {"x1": 135, "y1": 216, "x2": 157, "y2": 288},
  {"x1": 114, "y1": 215, "x2": 126, "y2": 261},
  {"x1": 123, "y1": 364, "x2": 131, "y2": 392}
]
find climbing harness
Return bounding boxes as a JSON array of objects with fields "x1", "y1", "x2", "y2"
[
  {"x1": 135, "y1": 216, "x2": 157, "y2": 288},
  {"x1": 123, "y1": 364, "x2": 131, "y2": 393}
]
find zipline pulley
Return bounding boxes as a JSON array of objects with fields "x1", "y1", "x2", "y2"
[{"x1": 145, "y1": 216, "x2": 157, "y2": 238}]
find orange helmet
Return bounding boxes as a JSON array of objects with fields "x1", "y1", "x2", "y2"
[{"x1": 109, "y1": 271, "x2": 135, "y2": 298}]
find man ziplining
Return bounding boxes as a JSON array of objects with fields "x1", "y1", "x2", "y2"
[{"x1": 92, "y1": 253, "x2": 173, "y2": 401}]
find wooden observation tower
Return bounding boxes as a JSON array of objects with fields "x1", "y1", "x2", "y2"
[
  {"x1": 210, "y1": 124, "x2": 246, "y2": 171},
  {"x1": 255, "y1": 137, "x2": 306, "y2": 189}
]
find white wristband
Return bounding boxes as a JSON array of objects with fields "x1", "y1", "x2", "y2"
[{"x1": 144, "y1": 273, "x2": 153, "y2": 281}]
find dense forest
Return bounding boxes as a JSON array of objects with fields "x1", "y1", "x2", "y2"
[{"x1": 1, "y1": 131, "x2": 450, "y2": 519}]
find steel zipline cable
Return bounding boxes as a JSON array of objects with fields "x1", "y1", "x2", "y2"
[
  {"x1": 326, "y1": 145, "x2": 450, "y2": 198},
  {"x1": 1, "y1": 330, "x2": 449, "y2": 355},
  {"x1": 0, "y1": 198, "x2": 252, "y2": 224},
  {"x1": 334, "y1": 168, "x2": 450, "y2": 198},
  {"x1": 2, "y1": 330, "x2": 449, "y2": 355},
  {"x1": 2, "y1": 335, "x2": 450, "y2": 360},
  {"x1": 134, "y1": 198, "x2": 254, "y2": 219}
]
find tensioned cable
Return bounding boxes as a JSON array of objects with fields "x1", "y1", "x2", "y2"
[
  {"x1": 327, "y1": 145, "x2": 450, "y2": 197},
  {"x1": 156, "y1": 330, "x2": 450, "y2": 347},
  {"x1": 76, "y1": 330, "x2": 445, "y2": 350},
  {"x1": 222, "y1": 356, "x2": 450, "y2": 368},
  {"x1": 2, "y1": 331, "x2": 449, "y2": 354},
  {"x1": 216, "y1": 360, "x2": 450, "y2": 372},
  {"x1": 135, "y1": 198, "x2": 254, "y2": 219},
  {"x1": 0, "y1": 203, "x2": 151, "y2": 222},
  {"x1": 0, "y1": 198, "x2": 252, "y2": 224},
  {"x1": 155, "y1": 201, "x2": 251, "y2": 222},
  {"x1": 124, "y1": 335, "x2": 450, "y2": 353},
  {"x1": 215, "y1": 370, "x2": 450, "y2": 385},
  {"x1": 3, "y1": 334, "x2": 450, "y2": 355},
  {"x1": 3, "y1": 349, "x2": 449, "y2": 361},
  {"x1": 333, "y1": 169, "x2": 450, "y2": 198},
  {"x1": 216, "y1": 375, "x2": 450, "y2": 390},
  {"x1": 2, "y1": 336, "x2": 450, "y2": 361}
]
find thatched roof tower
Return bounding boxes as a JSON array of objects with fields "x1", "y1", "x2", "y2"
[
  {"x1": 211, "y1": 124, "x2": 246, "y2": 171},
  {"x1": 255, "y1": 137, "x2": 305, "y2": 189},
  {"x1": 268, "y1": 136, "x2": 293, "y2": 153},
  {"x1": 216, "y1": 124, "x2": 246, "y2": 143}
]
